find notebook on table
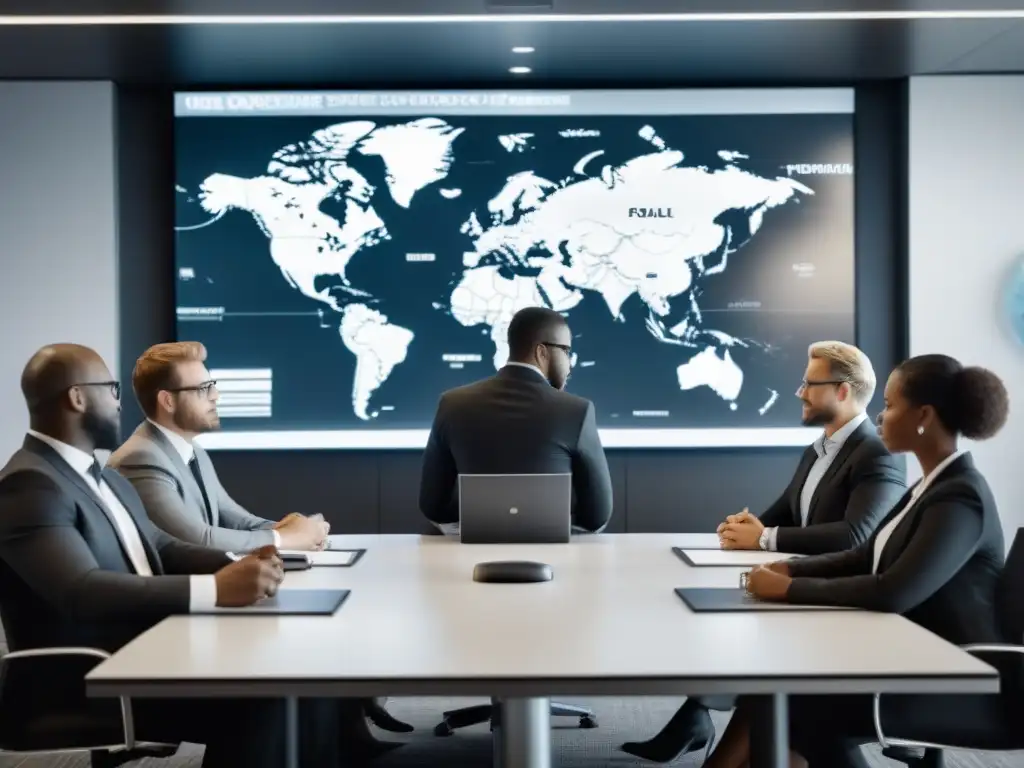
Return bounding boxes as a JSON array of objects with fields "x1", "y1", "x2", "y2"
[
  {"x1": 673, "y1": 548, "x2": 802, "y2": 568},
  {"x1": 192, "y1": 589, "x2": 350, "y2": 615},
  {"x1": 675, "y1": 587, "x2": 856, "y2": 613},
  {"x1": 278, "y1": 549, "x2": 366, "y2": 567}
]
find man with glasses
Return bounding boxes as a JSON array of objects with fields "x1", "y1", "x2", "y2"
[
  {"x1": 620, "y1": 340, "x2": 906, "y2": 764},
  {"x1": 108, "y1": 342, "x2": 327, "y2": 553},
  {"x1": 419, "y1": 305, "x2": 613, "y2": 533},
  {"x1": 0, "y1": 343, "x2": 316, "y2": 766},
  {"x1": 107, "y1": 341, "x2": 413, "y2": 744}
]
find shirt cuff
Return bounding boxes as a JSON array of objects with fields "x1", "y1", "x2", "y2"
[
  {"x1": 764, "y1": 527, "x2": 779, "y2": 551},
  {"x1": 188, "y1": 575, "x2": 218, "y2": 612},
  {"x1": 271, "y1": 529, "x2": 282, "y2": 548}
]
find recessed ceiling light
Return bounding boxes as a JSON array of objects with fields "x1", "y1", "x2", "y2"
[
  {"x1": 512, "y1": 46, "x2": 535, "y2": 54},
  {"x1": 509, "y1": 66, "x2": 532, "y2": 75}
]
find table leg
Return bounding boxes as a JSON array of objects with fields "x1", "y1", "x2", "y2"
[
  {"x1": 492, "y1": 697, "x2": 504, "y2": 768},
  {"x1": 494, "y1": 696, "x2": 551, "y2": 768},
  {"x1": 285, "y1": 696, "x2": 299, "y2": 768},
  {"x1": 748, "y1": 693, "x2": 788, "y2": 768}
]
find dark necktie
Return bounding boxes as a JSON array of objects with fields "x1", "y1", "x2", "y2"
[
  {"x1": 188, "y1": 455, "x2": 213, "y2": 525},
  {"x1": 88, "y1": 460, "x2": 103, "y2": 485}
]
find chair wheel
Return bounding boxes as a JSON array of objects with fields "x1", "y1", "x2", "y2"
[
  {"x1": 579, "y1": 715, "x2": 598, "y2": 729},
  {"x1": 434, "y1": 721, "x2": 454, "y2": 737}
]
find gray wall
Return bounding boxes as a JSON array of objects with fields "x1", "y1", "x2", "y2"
[
  {"x1": 908, "y1": 75, "x2": 1024, "y2": 540},
  {"x1": 0, "y1": 82, "x2": 118, "y2": 460}
]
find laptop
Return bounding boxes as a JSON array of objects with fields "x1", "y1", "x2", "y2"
[{"x1": 458, "y1": 473, "x2": 572, "y2": 544}]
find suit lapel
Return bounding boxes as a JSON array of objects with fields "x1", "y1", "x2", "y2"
[
  {"x1": 193, "y1": 449, "x2": 220, "y2": 526},
  {"x1": 805, "y1": 421, "x2": 868, "y2": 525},
  {"x1": 142, "y1": 422, "x2": 212, "y2": 524},
  {"x1": 876, "y1": 453, "x2": 975, "y2": 571},
  {"x1": 789, "y1": 447, "x2": 817, "y2": 524},
  {"x1": 100, "y1": 469, "x2": 163, "y2": 575},
  {"x1": 23, "y1": 436, "x2": 145, "y2": 572}
]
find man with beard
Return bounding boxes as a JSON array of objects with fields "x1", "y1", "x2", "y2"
[
  {"x1": 108, "y1": 341, "x2": 413, "y2": 741},
  {"x1": 0, "y1": 343, "x2": 341, "y2": 767},
  {"x1": 419, "y1": 306, "x2": 613, "y2": 532},
  {"x1": 108, "y1": 342, "x2": 327, "y2": 552},
  {"x1": 620, "y1": 340, "x2": 906, "y2": 765}
]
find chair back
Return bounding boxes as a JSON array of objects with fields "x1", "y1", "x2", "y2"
[{"x1": 997, "y1": 528, "x2": 1024, "y2": 644}]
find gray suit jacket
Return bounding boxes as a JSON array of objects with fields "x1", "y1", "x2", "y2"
[{"x1": 107, "y1": 421, "x2": 276, "y2": 552}]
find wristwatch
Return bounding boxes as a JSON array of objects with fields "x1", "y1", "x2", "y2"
[{"x1": 758, "y1": 528, "x2": 770, "y2": 551}]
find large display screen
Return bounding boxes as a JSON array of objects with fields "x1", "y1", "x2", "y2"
[{"x1": 174, "y1": 88, "x2": 855, "y2": 450}]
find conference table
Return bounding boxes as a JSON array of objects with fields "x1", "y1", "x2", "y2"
[{"x1": 86, "y1": 533, "x2": 998, "y2": 768}]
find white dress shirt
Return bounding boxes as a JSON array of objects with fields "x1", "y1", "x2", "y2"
[
  {"x1": 28, "y1": 430, "x2": 217, "y2": 611},
  {"x1": 871, "y1": 449, "x2": 966, "y2": 574},
  {"x1": 148, "y1": 419, "x2": 281, "y2": 550},
  {"x1": 763, "y1": 411, "x2": 868, "y2": 551}
]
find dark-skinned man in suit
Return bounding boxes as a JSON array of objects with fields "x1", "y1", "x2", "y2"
[
  {"x1": 419, "y1": 305, "x2": 613, "y2": 534},
  {"x1": 0, "y1": 344, "x2": 395, "y2": 767}
]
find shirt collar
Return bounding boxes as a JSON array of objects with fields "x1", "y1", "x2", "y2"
[
  {"x1": 813, "y1": 411, "x2": 867, "y2": 458},
  {"x1": 26, "y1": 429, "x2": 96, "y2": 479},
  {"x1": 147, "y1": 418, "x2": 195, "y2": 464},
  {"x1": 504, "y1": 361, "x2": 547, "y2": 380}
]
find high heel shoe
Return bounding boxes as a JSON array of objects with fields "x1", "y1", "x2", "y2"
[
  {"x1": 364, "y1": 699, "x2": 414, "y2": 733},
  {"x1": 620, "y1": 701, "x2": 716, "y2": 763}
]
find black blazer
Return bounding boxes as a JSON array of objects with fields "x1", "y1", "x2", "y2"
[
  {"x1": 759, "y1": 418, "x2": 906, "y2": 554},
  {"x1": 787, "y1": 453, "x2": 1006, "y2": 650},
  {"x1": 0, "y1": 435, "x2": 230, "y2": 656},
  {"x1": 419, "y1": 365, "x2": 614, "y2": 532}
]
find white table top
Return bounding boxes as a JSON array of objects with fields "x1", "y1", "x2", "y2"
[{"x1": 87, "y1": 533, "x2": 998, "y2": 699}]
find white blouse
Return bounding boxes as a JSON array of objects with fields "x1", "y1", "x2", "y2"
[{"x1": 871, "y1": 450, "x2": 967, "y2": 574}]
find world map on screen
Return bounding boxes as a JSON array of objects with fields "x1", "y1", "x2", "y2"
[{"x1": 175, "y1": 110, "x2": 854, "y2": 439}]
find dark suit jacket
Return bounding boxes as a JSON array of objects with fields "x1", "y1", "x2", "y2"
[
  {"x1": 787, "y1": 453, "x2": 1006, "y2": 650},
  {"x1": 759, "y1": 418, "x2": 906, "y2": 554},
  {"x1": 419, "y1": 365, "x2": 614, "y2": 532},
  {"x1": 0, "y1": 436, "x2": 230, "y2": 656}
]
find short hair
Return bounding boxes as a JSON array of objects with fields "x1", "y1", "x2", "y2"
[
  {"x1": 132, "y1": 341, "x2": 207, "y2": 418},
  {"x1": 808, "y1": 341, "x2": 876, "y2": 406},
  {"x1": 507, "y1": 307, "x2": 569, "y2": 361},
  {"x1": 897, "y1": 354, "x2": 1009, "y2": 440}
]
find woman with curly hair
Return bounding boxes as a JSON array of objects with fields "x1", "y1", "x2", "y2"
[{"x1": 704, "y1": 354, "x2": 1015, "y2": 768}]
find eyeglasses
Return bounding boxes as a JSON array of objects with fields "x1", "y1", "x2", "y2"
[
  {"x1": 798, "y1": 378, "x2": 847, "y2": 391},
  {"x1": 166, "y1": 380, "x2": 218, "y2": 399},
  {"x1": 541, "y1": 342, "x2": 572, "y2": 355},
  {"x1": 72, "y1": 381, "x2": 121, "y2": 400}
]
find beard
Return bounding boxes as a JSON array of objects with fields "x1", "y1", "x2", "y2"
[
  {"x1": 173, "y1": 405, "x2": 220, "y2": 434},
  {"x1": 800, "y1": 403, "x2": 836, "y2": 427},
  {"x1": 83, "y1": 408, "x2": 121, "y2": 452}
]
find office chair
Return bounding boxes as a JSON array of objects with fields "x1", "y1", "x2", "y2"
[
  {"x1": 0, "y1": 646, "x2": 177, "y2": 768},
  {"x1": 434, "y1": 697, "x2": 597, "y2": 736},
  {"x1": 875, "y1": 527, "x2": 1024, "y2": 768}
]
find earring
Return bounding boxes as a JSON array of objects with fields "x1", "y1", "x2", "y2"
[{"x1": 917, "y1": 425, "x2": 925, "y2": 435}]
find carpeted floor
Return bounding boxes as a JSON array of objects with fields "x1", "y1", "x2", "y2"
[{"x1": 0, "y1": 696, "x2": 1020, "y2": 767}]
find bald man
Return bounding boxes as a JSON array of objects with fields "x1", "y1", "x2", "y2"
[{"x1": 0, "y1": 344, "x2": 380, "y2": 767}]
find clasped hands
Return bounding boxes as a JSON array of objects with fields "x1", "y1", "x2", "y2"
[
  {"x1": 716, "y1": 508, "x2": 792, "y2": 600},
  {"x1": 273, "y1": 512, "x2": 331, "y2": 550},
  {"x1": 716, "y1": 507, "x2": 764, "y2": 550}
]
